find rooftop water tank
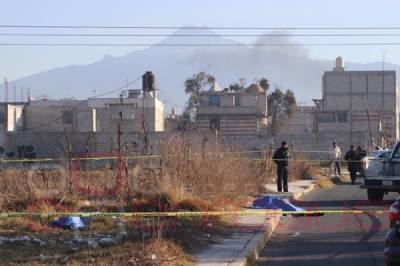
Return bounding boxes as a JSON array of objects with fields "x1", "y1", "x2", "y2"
[{"x1": 334, "y1": 56, "x2": 344, "y2": 71}]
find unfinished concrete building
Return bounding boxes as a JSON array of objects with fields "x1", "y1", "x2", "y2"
[
  {"x1": 0, "y1": 71, "x2": 165, "y2": 157},
  {"x1": 313, "y1": 57, "x2": 400, "y2": 149},
  {"x1": 196, "y1": 81, "x2": 268, "y2": 147}
]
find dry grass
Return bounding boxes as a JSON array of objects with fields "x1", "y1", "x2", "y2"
[
  {"x1": 0, "y1": 134, "x2": 318, "y2": 265},
  {"x1": 6, "y1": 238, "x2": 192, "y2": 266},
  {"x1": 314, "y1": 178, "x2": 335, "y2": 189}
]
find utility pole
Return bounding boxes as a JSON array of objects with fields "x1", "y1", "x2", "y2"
[
  {"x1": 366, "y1": 106, "x2": 373, "y2": 148},
  {"x1": 117, "y1": 93, "x2": 124, "y2": 197},
  {"x1": 64, "y1": 127, "x2": 73, "y2": 194}
]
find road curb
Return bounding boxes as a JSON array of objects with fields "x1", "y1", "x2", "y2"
[
  {"x1": 228, "y1": 182, "x2": 316, "y2": 266},
  {"x1": 228, "y1": 214, "x2": 281, "y2": 266}
]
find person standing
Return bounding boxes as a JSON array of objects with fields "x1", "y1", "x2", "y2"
[
  {"x1": 329, "y1": 141, "x2": 342, "y2": 177},
  {"x1": 345, "y1": 145, "x2": 358, "y2": 184},
  {"x1": 273, "y1": 141, "x2": 290, "y2": 192},
  {"x1": 356, "y1": 146, "x2": 367, "y2": 177}
]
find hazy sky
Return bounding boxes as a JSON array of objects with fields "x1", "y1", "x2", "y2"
[{"x1": 2, "y1": 0, "x2": 400, "y2": 80}]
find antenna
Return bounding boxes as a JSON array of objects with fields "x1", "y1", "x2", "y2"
[{"x1": 4, "y1": 78, "x2": 8, "y2": 102}]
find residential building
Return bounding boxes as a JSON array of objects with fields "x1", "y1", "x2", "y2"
[
  {"x1": 0, "y1": 71, "x2": 165, "y2": 157},
  {"x1": 197, "y1": 81, "x2": 268, "y2": 140},
  {"x1": 313, "y1": 57, "x2": 400, "y2": 149},
  {"x1": 0, "y1": 73, "x2": 164, "y2": 134}
]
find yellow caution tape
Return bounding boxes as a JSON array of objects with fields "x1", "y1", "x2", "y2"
[
  {"x1": 0, "y1": 209, "x2": 389, "y2": 219},
  {"x1": 0, "y1": 155, "x2": 380, "y2": 164}
]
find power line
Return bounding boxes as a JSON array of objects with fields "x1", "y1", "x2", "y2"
[
  {"x1": 4, "y1": 33, "x2": 400, "y2": 37},
  {"x1": 3, "y1": 42, "x2": 400, "y2": 47},
  {"x1": 2, "y1": 25, "x2": 400, "y2": 30},
  {"x1": 24, "y1": 75, "x2": 142, "y2": 131}
]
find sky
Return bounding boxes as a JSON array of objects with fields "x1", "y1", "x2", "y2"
[{"x1": 2, "y1": 0, "x2": 400, "y2": 80}]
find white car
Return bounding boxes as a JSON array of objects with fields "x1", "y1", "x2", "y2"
[{"x1": 364, "y1": 150, "x2": 392, "y2": 177}]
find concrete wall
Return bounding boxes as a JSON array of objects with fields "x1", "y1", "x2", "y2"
[
  {"x1": 197, "y1": 90, "x2": 267, "y2": 137},
  {"x1": 20, "y1": 96, "x2": 165, "y2": 133},
  {"x1": 199, "y1": 92, "x2": 267, "y2": 113},
  {"x1": 24, "y1": 100, "x2": 90, "y2": 132},
  {"x1": 323, "y1": 71, "x2": 396, "y2": 112},
  {"x1": 88, "y1": 97, "x2": 164, "y2": 133},
  {"x1": 198, "y1": 115, "x2": 258, "y2": 137},
  {"x1": 279, "y1": 106, "x2": 314, "y2": 134},
  {"x1": 1, "y1": 131, "x2": 168, "y2": 158},
  {"x1": 317, "y1": 70, "x2": 399, "y2": 147}
]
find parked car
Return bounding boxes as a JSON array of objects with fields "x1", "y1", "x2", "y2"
[
  {"x1": 384, "y1": 198, "x2": 400, "y2": 265},
  {"x1": 361, "y1": 143, "x2": 400, "y2": 201},
  {"x1": 364, "y1": 150, "x2": 392, "y2": 177}
]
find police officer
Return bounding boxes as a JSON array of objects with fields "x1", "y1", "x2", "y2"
[
  {"x1": 356, "y1": 146, "x2": 366, "y2": 177},
  {"x1": 273, "y1": 141, "x2": 290, "y2": 192},
  {"x1": 345, "y1": 145, "x2": 358, "y2": 184}
]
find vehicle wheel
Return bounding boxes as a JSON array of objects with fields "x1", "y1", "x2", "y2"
[{"x1": 367, "y1": 189, "x2": 384, "y2": 201}]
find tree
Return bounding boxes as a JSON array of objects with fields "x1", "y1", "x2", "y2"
[
  {"x1": 259, "y1": 78, "x2": 270, "y2": 91},
  {"x1": 267, "y1": 88, "x2": 297, "y2": 136},
  {"x1": 228, "y1": 78, "x2": 247, "y2": 92},
  {"x1": 184, "y1": 72, "x2": 215, "y2": 122}
]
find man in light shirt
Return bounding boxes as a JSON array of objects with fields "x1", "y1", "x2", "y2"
[{"x1": 329, "y1": 141, "x2": 342, "y2": 177}]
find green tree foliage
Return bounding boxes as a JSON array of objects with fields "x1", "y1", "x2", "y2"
[
  {"x1": 184, "y1": 72, "x2": 215, "y2": 122},
  {"x1": 228, "y1": 78, "x2": 246, "y2": 92},
  {"x1": 259, "y1": 78, "x2": 270, "y2": 91},
  {"x1": 267, "y1": 88, "x2": 297, "y2": 136}
]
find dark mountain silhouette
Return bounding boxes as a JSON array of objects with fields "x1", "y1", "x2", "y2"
[{"x1": 6, "y1": 27, "x2": 400, "y2": 112}]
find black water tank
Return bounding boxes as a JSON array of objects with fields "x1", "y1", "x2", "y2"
[{"x1": 142, "y1": 71, "x2": 155, "y2": 92}]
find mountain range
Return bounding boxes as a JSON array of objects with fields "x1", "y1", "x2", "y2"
[{"x1": 5, "y1": 28, "x2": 400, "y2": 112}]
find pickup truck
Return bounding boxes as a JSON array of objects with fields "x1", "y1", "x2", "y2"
[{"x1": 361, "y1": 143, "x2": 400, "y2": 201}]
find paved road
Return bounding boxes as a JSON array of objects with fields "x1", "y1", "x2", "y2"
[{"x1": 257, "y1": 180, "x2": 398, "y2": 266}]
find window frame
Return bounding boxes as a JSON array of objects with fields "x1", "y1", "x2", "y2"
[
  {"x1": 209, "y1": 95, "x2": 221, "y2": 106},
  {"x1": 209, "y1": 118, "x2": 220, "y2": 130},
  {"x1": 317, "y1": 112, "x2": 336, "y2": 123},
  {"x1": 233, "y1": 95, "x2": 240, "y2": 106},
  {"x1": 337, "y1": 111, "x2": 348, "y2": 123}
]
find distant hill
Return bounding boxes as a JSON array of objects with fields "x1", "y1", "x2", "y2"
[{"x1": 5, "y1": 27, "x2": 400, "y2": 113}]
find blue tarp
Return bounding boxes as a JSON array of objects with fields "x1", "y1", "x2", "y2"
[
  {"x1": 252, "y1": 196, "x2": 324, "y2": 216},
  {"x1": 252, "y1": 196, "x2": 305, "y2": 211},
  {"x1": 50, "y1": 216, "x2": 89, "y2": 230}
]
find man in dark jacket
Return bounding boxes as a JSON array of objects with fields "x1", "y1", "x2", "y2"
[
  {"x1": 356, "y1": 146, "x2": 366, "y2": 177},
  {"x1": 273, "y1": 141, "x2": 290, "y2": 192},
  {"x1": 345, "y1": 145, "x2": 358, "y2": 184}
]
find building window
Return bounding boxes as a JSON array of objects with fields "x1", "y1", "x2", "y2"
[
  {"x1": 318, "y1": 112, "x2": 335, "y2": 123},
  {"x1": 209, "y1": 95, "x2": 221, "y2": 106},
  {"x1": 63, "y1": 111, "x2": 73, "y2": 124},
  {"x1": 210, "y1": 118, "x2": 220, "y2": 130},
  {"x1": 337, "y1": 111, "x2": 348, "y2": 123},
  {"x1": 233, "y1": 95, "x2": 240, "y2": 106}
]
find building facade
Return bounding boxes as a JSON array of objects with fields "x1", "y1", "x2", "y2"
[
  {"x1": 314, "y1": 57, "x2": 400, "y2": 149},
  {"x1": 0, "y1": 71, "x2": 165, "y2": 157},
  {"x1": 197, "y1": 81, "x2": 268, "y2": 140}
]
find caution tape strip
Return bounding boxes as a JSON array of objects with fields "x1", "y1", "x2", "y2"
[
  {"x1": 0, "y1": 210, "x2": 389, "y2": 218},
  {"x1": 0, "y1": 156, "x2": 382, "y2": 164}
]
